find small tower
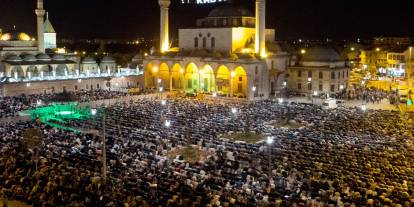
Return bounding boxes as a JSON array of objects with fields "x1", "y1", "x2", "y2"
[
  {"x1": 35, "y1": 0, "x2": 45, "y2": 53},
  {"x1": 159, "y1": 0, "x2": 171, "y2": 53},
  {"x1": 44, "y1": 12, "x2": 57, "y2": 49},
  {"x1": 255, "y1": 0, "x2": 266, "y2": 58}
]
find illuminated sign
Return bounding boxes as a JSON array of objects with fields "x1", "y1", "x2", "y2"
[{"x1": 181, "y1": 0, "x2": 228, "y2": 4}]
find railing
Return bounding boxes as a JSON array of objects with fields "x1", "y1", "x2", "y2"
[{"x1": 6, "y1": 68, "x2": 144, "y2": 83}]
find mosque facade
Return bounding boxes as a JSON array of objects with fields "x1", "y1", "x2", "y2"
[{"x1": 144, "y1": 0, "x2": 349, "y2": 100}]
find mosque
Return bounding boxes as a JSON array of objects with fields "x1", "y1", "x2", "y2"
[
  {"x1": 0, "y1": 0, "x2": 140, "y2": 96},
  {"x1": 144, "y1": 0, "x2": 350, "y2": 100}
]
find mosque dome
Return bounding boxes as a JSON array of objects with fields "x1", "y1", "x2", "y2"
[
  {"x1": 101, "y1": 56, "x2": 115, "y2": 63},
  {"x1": 6, "y1": 55, "x2": 22, "y2": 62},
  {"x1": 0, "y1": 30, "x2": 32, "y2": 41},
  {"x1": 82, "y1": 57, "x2": 96, "y2": 64},
  {"x1": 301, "y1": 47, "x2": 343, "y2": 62},
  {"x1": 22, "y1": 54, "x2": 37, "y2": 62},
  {"x1": 36, "y1": 53, "x2": 51, "y2": 61},
  {"x1": 208, "y1": 5, "x2": 253, "y2": 17},
  {"x1": 52, "y1": 54, "x2": 65, "y2": 61}
]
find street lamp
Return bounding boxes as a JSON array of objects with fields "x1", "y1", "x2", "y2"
[
  {"x1": 91, "y1": 108, "x2": 97, "y2": 116},
  {"x1": 307, "y1": 77, "x2": 312, "y2": 101},
  {"x1": 361, "y1": 104, "x2": 367, "y2": 112},
  {"x1": 252, "y1": 86, "x2": 257, "y2": 99},
  {"x1": 312, "y1": 91, "x2": 318, "y2": 104},
  {"x1": 266, "y1": 136, "x2": 274, "y2": 179},
  {"x1": 231, "y1": 107, "x2": 237, "y2": 114},
  {"x1": 165, "y1": 120, "x2": 171, "y2": 128},
  {"x1": 161, "y1": 99, "x2": 167, "y2": 106},
  {"x1": 278, "y1": 98, "x2": 284, "y2": 104},
  {"x1": 212, "y1": 92, "x2": 217, "y2": 98}
]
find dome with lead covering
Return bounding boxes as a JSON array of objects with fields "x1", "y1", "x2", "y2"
[
  {"x1": 37, "y1": 53, "x2": 51, "y2": 61},
  {"x1": 53, "y1": 54, "x2": 65, "y2": 61},
  {"x1": 6, "y1": 55, "x2": 22, "y2": 62},
  {"x1": 101, "y1": 56, "x2": 115, "y2": 63},
  {"x1": 82, "y1": 57, "x2": 96, "y2": 64},
  {"x1": 301, "y1": 47, "x2": 343, "y2": 62},
  {"x1": 208, "y1": 5, "x2": 253, "y2": 17},
  {"x1": 22, "y1": 54, "x2": 37, "y2": 62}
]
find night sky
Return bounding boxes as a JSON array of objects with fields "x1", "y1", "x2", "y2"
[{"x1": 0, "y1": 0, "x2": 413, "y2": 41}]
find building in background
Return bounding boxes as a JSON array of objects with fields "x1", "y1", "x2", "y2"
[
  {"x1": 288, "y1": 47, "x2": 349, "y2": 96},
  {"x1": 0, "y1": 0, "x2": 140, "y2": 96}
]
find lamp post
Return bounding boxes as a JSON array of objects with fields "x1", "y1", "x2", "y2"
[
  {"x1": 361, "y1": 80, "x2": 366, "y2": 105},
  {"x1": 307, "y1": 77, "x2": 312, "y2": 101},
  {"x1": 252, "y1": 86, "x2": 257, "y2": 100},
  {"x1": 266, "y1": 136, "x2": 274, "y2": 180},
  {"x1": 361, "y1": 104, "x2": 367, "y2": 132},
  {"x1": 230, "y1": 71, "x2": 236, "y2": 97},
  {"x1": 91, "y1": 108, "x2": 106, "y2": 183},
  {"x1": 313, "y1": 91, "x2": 318, "y2": 105}
]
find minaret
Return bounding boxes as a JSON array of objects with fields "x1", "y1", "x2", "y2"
[
  {"x1": 255, "y1": 0, "x2": 266, "y2": 58},
  {"x1": 35, "y1": 0, "x2": 45, "y2": 53},
  {"x1": 159, "y1": 0, "x2": 171, "y2": 53}
]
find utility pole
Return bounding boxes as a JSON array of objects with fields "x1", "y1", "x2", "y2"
[{"x1": 102, "y1": 111, "x2": 107, "y2": 183}]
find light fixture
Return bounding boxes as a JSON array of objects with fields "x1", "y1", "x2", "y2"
[
  {"x1": 252, "y1": 86, "x2": 257, "y2": 92},
  {"x1": 159, "y1": 87, "x2": 164, "y2": 92},
  {"x1": 161, "y1": 100, "x2": 166, "y2": 105},
  {"x1": 26, "y1": 83, "x2": 31, "y2": 87},
  {"x1": 231, "y1": 107, "x2": 237, "y2": 114},
  {"x1": 165, "y1": 120, "x2": 171, "y2": 127},
  {"x1": 313, "y1": 91, "x2": 318, "y2": 96},
  {"x1": 266, "y1": 136, "x2": 274, "y2": 145},
  {"x1": 278, "y1": 98, "x2": 284, "y2": 104},
  {"x1": 212, "y1": 92, "x2": 217, "y2": 97},
  {"x1": 91, "y1": 108, "x2": 97, "y2": 116},
  {"x1": 231, "y1": 71, "x2": 236, "y2": 78},
  {"x1": 361, "y1": 104, "x2": 367, "y2": 111}
]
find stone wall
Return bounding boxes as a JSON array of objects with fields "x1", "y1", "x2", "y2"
[{"x1": 0, "y1": 76, "x2": 143, "y2": 96}]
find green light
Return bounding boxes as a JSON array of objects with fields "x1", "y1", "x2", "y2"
[
  {"x1": 26, "y1": 102, "x2": 94, "y2": 132},
  {"x1": 407, "y1": 99, "x2": 413, "y2": 106}
]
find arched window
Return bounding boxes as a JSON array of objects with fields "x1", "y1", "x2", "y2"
[
  {"x1": 194, "y1": 37, "x2": 199, "y2": 48},
  {"x1": 202, "y1": 37, "x2": 207, "y2": 48},
  {"x1": 211, "y1": 37, "x2": 215, "y2": 48}
]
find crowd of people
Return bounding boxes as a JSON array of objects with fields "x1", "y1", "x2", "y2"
[
  {"x1": 0, "y1": 90, "x2": 128, "y2": 118},
  {"x1": 0, "y1": 97, "x2": 413, "y2": 206}
]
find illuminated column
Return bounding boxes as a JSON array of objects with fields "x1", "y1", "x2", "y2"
[
  {"x1": 159, "y1": 0, "x2": 171, "y2": 53},
  {"x1": 255, "y1": 0, "x2": 266, "y2": 57},
  {"x1": 35, "y1": 0, "x2": 45, "y2": 53}
]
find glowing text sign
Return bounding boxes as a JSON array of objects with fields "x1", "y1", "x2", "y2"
[{"x1": 181, "y1": 0, "x2": 228, "y2": 4}]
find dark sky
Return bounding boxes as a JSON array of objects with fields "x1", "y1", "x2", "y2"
[{"x1": 0, "y1": 0, "x2": 413, "y2": 40}]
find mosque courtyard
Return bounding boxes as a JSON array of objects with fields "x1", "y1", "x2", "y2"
[{"x1": 0, "y1": 93, "x2": 413, "y2": 206}]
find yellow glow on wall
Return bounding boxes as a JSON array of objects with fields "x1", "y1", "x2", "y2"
[
  {"x1": 56, "y1": 48, "x2": 66, "y2": 54},
  {"x1": 241, "y1": 48, "x2": 254, "y2": 54},
  {"x1": 232, "y1": 28, "x2": 255, "y2": 53},
  {"x1": 0, "y1": 34, "x2": 11, "y2": 41},
  {"x1": 260, "y1": 49, "x2": 267, "y2": 58},
  {"x1": 19, "y1": 33, "x2": 31, "y2": 41}
]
